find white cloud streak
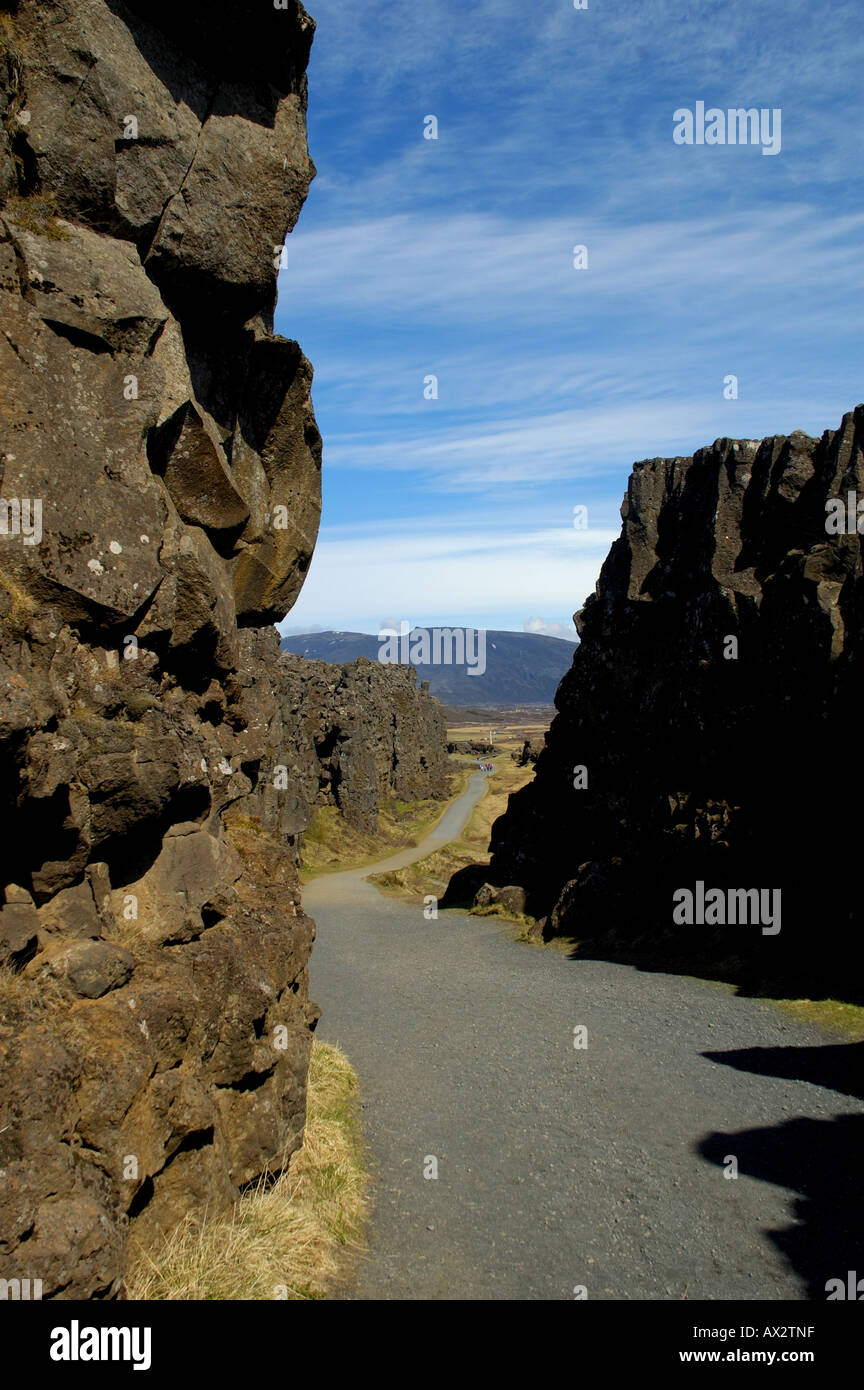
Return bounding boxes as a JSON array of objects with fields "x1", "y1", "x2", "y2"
[{"x1": 279, "y1": 522, "x2": 615, "y2": 635}]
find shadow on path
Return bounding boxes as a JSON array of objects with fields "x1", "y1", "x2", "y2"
[
  {"x1": 699, "y1": 1043, "x2": 864, "y2": 1299},
  {"x1": 703, "y1": 1040, "x2": 864, "y2": 1104}
]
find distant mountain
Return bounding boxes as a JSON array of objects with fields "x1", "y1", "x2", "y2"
[{"x1": 279, "y1": 629, "x2": 578, "y2": 706}]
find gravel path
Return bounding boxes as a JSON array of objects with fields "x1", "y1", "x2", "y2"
[{"x1": 304, "y1": 774, "x2": 863, "y2": 1301}]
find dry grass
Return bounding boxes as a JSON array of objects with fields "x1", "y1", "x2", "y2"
[
  {"x1": 0, "y1": 961, "x2": 66, "y2": 1022},
  {"x1": 299, "y1": 719, "x2": 540, "y2": 885},
  {"x1": 3, "y1": 192, "x2": 72, "y2": 241},
  {"x1": 299, "y1": 770, "x2": 473, "y2": 881},
  {"x1": 368, "y1": 750, "x2": 537, "y2": 912},
  {"x1": 448, "y1": 723, "x2": 546, "y2": 740},
  {"x1": 125, "y1": 1040, "x2": 368, "y2": 1301}
]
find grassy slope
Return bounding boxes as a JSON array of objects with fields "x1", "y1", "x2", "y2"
[
  {"x1": 125, "y1": 1040, "x2": 368, "y2": 1301},
  {"x1": 298, "y1": 768, "x2": 475, "y2": 882}
]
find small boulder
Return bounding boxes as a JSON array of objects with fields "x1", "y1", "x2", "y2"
[
  {"x1": 471, "y1": 882, "x2": 528, "y2": 917},
  {"x1": 36, "y1": 878, "x2": 105, "y2": 942},
  {"x1": 0, "y1": 892, "x2": 40, "y2": 966},
  {"x1": 496, "y1": 885, "x2": 528, "y2": 915},
  {"x1": 27, "y1": 940, "x2": 135, "y2": 998}
]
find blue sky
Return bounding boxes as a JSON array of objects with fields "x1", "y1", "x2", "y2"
[{"x1": 275, "y1": 0, "x2": 864, "y2": 640}]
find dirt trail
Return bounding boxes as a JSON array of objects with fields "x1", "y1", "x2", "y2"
[{"x1": 304, "y1": 775, "x2": 861, "y2": 1301}]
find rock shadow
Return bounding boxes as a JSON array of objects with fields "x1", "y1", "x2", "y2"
[
  {"x1": 703, "y1": 1041, "x2": 864, "y2": 1105},
  {"x1": 699, "y1": 1084, "x2": 863, "y2": 1299}
]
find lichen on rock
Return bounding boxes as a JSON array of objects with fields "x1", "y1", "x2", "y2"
[{"x1": 0, "y1": 0, "x2": 328, "y2": 1300}]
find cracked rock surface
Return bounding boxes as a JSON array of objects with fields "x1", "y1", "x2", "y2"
[
  {"x1": 0, "y1": 0, "x2": 447, "y2": 1299},
  {"x1": 489, "y1": 408, "x2": 864, "y2": 995}
]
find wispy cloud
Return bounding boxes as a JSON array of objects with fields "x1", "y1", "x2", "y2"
[
  {"x1": 317, "y1": 396, "x2": 844, "y2": 489},
  {"x1": 273, "y1": 0, "x2": 864, "y2": 632},
  {"x1": 524, "y1": 617, "x2": 578, "y2": 643},
  {"x1": 278, "y1": 521, "x2": 614, "y2": 636},
  {"x1": 303, "y1": 0, "x2": 864, "y2": 229},
  {"x1": 282, "y1": 208, "x2": 864, "y2": 324},
  {"x1": 278, "y1": 206, "x2": 862, "y2": 490}
]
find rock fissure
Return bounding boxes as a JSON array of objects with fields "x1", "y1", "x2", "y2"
[{"x1": 139, "y1": 80, "x2": 220, "y2": 268}]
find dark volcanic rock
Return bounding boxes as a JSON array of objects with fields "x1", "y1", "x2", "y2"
[
  {"x1": 277, "y1": 653, "x2": 449, "y2": 837},
  {"x1": 472, "y1": 883, "x2": 527, "y2": 916},
  {"x1": 489, "y1": 408, "x2": 864, "y2": 996},
  {"x1": 0, "y1": 0, "x2": 324, "y2": 1300},
  {"x1": 512, "y1": 737, "x2": 544, "y2": 766}
]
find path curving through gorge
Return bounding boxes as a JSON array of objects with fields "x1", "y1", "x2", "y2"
[{"x1": 304, "y1": 775, "x2": 863, "y2": 1302}]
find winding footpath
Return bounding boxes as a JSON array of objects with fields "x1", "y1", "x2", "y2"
[{"x1": 305, "y1": 774, "x2": 863, "y2": 1301}]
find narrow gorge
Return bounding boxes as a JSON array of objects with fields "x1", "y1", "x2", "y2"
[{"x1": 1, "y1": 0, "x2": 860, "y2": 1316}]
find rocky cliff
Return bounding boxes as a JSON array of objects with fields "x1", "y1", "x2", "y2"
[
  {"x1": 489, "y1": 406, "x2": 864, "y2": 998},
  {"x1": 0, "y1": 0, "x2": 441, "y2": 1303},
  {"x1": 277, "y1": 652, "x2": 449, "y2": 837}
]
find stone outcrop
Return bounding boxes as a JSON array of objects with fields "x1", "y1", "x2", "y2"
[
  {"x1": 276, "y1": 652, "x2": 449, "y2": 837},
  {"x1": 472, "y1": 883, "x2": 527, "y2": 916},
  {"x1": 511, "y1": 737, "x2": 544, "y2": 767},
  {"x1": 0, "y1": 0, "x2": 325, "y2": 1299},
  {"x1": 448, "y1": 739, "x2": 495, "y2": 757},
  {"x1": 489, "y1": 407, "x2": 864, "y2": 997}
]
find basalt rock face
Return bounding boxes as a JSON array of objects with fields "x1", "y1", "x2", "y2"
[
  {"x1": 277, "y1": 653, "x2": 449, "y2": 837},
  {"x1": 489, "y1": 407, "x2": 864, "y2": 996},
  {"x1": 0, "y1": 0, "x2": 323, "y2": 1298}
]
